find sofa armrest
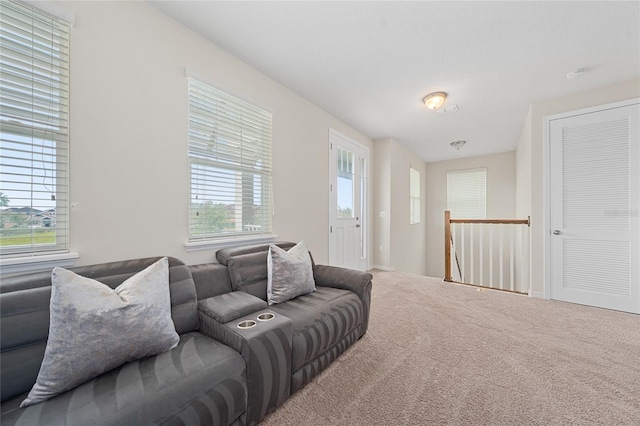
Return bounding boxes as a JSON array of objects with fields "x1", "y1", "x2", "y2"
[
  {"x1": 198, "y1": 291, "x2": 268, "y2": 324},
  {"x1": 313, "y1": 265, "x2": 372, "y2": 299},
  {"x1": 313, "y1": 265, "x2": 373, "y2": 338}
]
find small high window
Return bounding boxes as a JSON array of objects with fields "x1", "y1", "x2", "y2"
[
  {"x1": 447, "y1": 168, "x2": 487, "y2": 219},
  {"x1": 410, "y1": 167, "x2": 421, "y2": 224}
]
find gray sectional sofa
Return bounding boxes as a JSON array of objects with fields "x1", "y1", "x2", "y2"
[{"x1": 0, "y1": 242, "x2": 373, "y2": 425}]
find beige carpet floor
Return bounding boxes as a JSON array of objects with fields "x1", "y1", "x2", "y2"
[{"x1": 261, "y1": 270, "x2": 640, "y2": 425}]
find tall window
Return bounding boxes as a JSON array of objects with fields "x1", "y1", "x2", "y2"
[
  {"x1": 188, "y1": 78, "x2": 273, "y2": 241},
  {"x1": 0, "y1": 1, "x2": 70, "y2": 256},
  {"x1": 447, "y1": 168, "x2": 487, "y2": 219},
  {"x1": 409, "y1": 167, "x2": 420, "y2": 224}
]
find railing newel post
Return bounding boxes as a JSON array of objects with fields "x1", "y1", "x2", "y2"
[{"x1": 444, "y1": 210, "x2": 452, "y2": 282}]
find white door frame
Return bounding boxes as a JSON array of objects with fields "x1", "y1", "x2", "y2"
[
  {"x1": 328, "y1": 128, "x2": 370, "y2": 271},
  {"x1": 543, "y1": 97, "x2": 640, "y2": 302}
]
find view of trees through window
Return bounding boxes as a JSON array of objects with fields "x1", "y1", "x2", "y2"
[
  {"x1": 189, "y1": 163, "x2": 269, "y2": 237},
  {"x1": 188, "y1": 78, "x2": 273, "y2": 240},
  {"x1": 0, "y1": 1, "x2": 69, "y2": 253},
  {"x1": 0, "y1": 191, "x2": 57, "y2": 246}
]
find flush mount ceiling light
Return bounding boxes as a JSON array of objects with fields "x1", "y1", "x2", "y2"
[
  {"x1": 450, "y1": 140, "x2": 466, "y2": 150},
  {"x1": 423, "y1": 92, "x2": 447, "y2": 110}
]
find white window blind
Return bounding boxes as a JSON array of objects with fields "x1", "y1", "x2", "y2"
[
  {"x1": 447, "y1": 168, "x2": 486, "y2": 219},
  {"x1": 188, "y1": 78, "x2": 273, "y2": 241},
  {"x1": 409, "y1": 167, "x2": 420, "y2": 224},
  {"x1": 0, "y1": 0, "x2": 70, "y2": 256}
]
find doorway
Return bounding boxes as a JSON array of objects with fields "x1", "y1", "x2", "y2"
[
  {"x1": 328, "y1": 129, "x2": 369, "y2": 271},
  {"x1": 547, "y1": 100, "x2": 639, "y2": 313}
]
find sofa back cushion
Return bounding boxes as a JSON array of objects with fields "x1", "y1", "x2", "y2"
[
  {"x1": 0, "y1": 257, "x2": 198, "y2": 403},
  {"x1": 216, "y1": 242, "x2": 297, "y2": 300},
  {"x1": 189, "y1": 262, "x2": 234, "y2": 300}
]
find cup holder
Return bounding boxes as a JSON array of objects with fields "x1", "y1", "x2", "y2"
[
  {"x1": 237, "y1": 320, "x2": 257, "y2": 330},
  {"x1": 257, "y1": 312, "x2": 275, "y2": 322}
]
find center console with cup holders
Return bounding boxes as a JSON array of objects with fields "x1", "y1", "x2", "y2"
[{"x1": 198, "y1": 292, "x2": 293, "y2": 424}]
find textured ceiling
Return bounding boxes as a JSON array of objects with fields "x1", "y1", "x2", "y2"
[{"x1": 149, "y1": 1, "x2": 640, "y2": 162}]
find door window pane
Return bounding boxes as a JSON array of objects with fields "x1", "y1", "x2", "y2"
[{"x1": 337, "y1": 147, "x2": 354, "y2": 218}]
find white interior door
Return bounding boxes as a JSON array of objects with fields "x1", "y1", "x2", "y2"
[
  {"x1": 329, "y1": 129, "x2": 368, "y2": 270},
  {"x1": 549, "y1": 101, "x2": 639, "y2": 313}
]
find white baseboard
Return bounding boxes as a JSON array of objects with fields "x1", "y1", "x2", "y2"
[
  {"x1": 371, "y1": 265, "x2": 395, "y2": 272},
  {"x1": 528, "y1": 290, "x2": 545, "y2": 299}
]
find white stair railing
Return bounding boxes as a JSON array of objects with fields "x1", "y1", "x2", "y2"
[{"x1": 444, "y1": 211, "x2": 530, "y2": 294}]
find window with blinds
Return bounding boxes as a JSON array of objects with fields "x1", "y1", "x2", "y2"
[
  {"x1": 188, "y1": 78, "x2": 273, "y2": 241},
  {"x1": 410, "y1": 167, "x2": 420, "y2": 224},
  {"x1": 0, "y1": 0, "x2": 70, "y2": 256},
  {"x1": 447, "y1": 168, "x2": 487, "y2": 219}
]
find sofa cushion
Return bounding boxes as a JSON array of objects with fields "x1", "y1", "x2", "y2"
[
  {"x1": 227, "y1": 252, "x2": 271, "y2": 300},
  {"x1": 0, "y1": 257, "x2": 199, "y2": 403},
  {"x1": 269, "y1": 286, "x2": 363, "y2": 372},
  {"x1": 198, "y1": 291, "x2": 268, "y2": 323},
  {"x1": 22, "y1": 258, "x2": 179, "y2": 407},
  {"x1": 217, "y1": 242, "x2": 297, "y2": 300},
  {"x1": 215, "y1": 242, "x2": 296, "y2": 266},
  {"x1": 1, "y1": 332, "x2": 247, "y2": 426},
  {"x1": 267, "y1": 241, "x2": 315, "y2": 305},
  {"x1": 189, "y1": 263, "x2": 233, "y2": 299}
]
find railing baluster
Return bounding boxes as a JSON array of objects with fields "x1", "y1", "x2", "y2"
[
  {"x1": 460, "y1": 224, "x2": 465, "y2": 282},
  {"x1": 519, "y1": 224, "x2": 525, "y2": 293},
  {"x1": 451, "y1": 223, "x2": 456, "y2": 280},
  {"x1": 470, "y1": 223, "x2": 474, "y2": 284},
  {"x1": 524, "y1": 220, "x2": 530, "y2": 294},
  {"x1": 489, "y1": 225, "x2": 494, "y2": 288},
  {"x1": 479, "y1": 224, "x2": 484, "y2": 285},
  {"x1": 499, "y1": 225, "x2": 504, "y2": 290},
  {"x1": 510, "y1": 225, "x2": 515, "y2": 292}
]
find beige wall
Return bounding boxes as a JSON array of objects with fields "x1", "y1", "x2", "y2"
[
  {"x1": 515, "y1": 78, "x2": 640, "y2": 297},
  {"x1": 515, "y1": 106, "x2": 533, "y2": 218},
  {"x1": 373, "y1": 138, "x2": 427, "y2": 275},
  {"x1": 425, "y1": 152, "x2": 516, "y2": 278},
  {"x1": 64, "y1": 1, "x2": 373, "y2": 267},
  {"x1": 373, "y1": 139, "x2": 392, "y2": 268}
]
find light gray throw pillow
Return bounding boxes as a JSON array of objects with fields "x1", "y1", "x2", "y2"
[
  {"x1": 267, "y1": 241, "x2": 315, "y2": 305},
  {"x1": 21, "y1": 257, "x2": 179, "y2": 407}
]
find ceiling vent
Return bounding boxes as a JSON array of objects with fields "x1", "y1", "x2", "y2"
[
  {"x1": 566, "y1": 68, "x2": 586, "y2": 80},
  {"x1": 437, "y1": 105, "x2": 460, "y2": 114}
]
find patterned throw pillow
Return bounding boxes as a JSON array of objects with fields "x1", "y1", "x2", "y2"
[
  {"x1": 21, "y1": 257, "x2": 179, "y2": 407},
  {"x1": 267, "y1": 241, "x2": 316, "y2": 305}
]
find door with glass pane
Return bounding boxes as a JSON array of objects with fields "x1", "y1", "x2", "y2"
[
  {"x1": 548, "y1": 101, "x2": 639, "y2": 313},
  {"x1": 329, "y1": 129, "x2": 368, "y2": 270}
]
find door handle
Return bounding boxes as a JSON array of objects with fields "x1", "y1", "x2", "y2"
[
  {"x1": 553, "y1": 230, "x2": 561, "y2": 235},
  {"x1": 356, "y1": 224, "x2": 361, "y2": 228}
]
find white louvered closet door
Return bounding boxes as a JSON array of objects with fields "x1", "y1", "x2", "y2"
[{"x1": 549, "y1": 102, "x2": 639, "y2": 313}]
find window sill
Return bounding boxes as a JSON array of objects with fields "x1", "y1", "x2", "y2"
[
  {"x1": 0, "y1": 252, "x2": 79, "y2": 276},
  {"x1": 184, "y1": 234, "x2": 279, "y2": 253}
]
